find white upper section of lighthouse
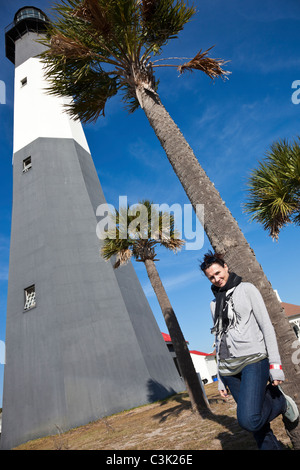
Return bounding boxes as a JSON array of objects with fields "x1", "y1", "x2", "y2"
[{"x1": 14, "y1": 55, "x2": 91, "y2": 154}]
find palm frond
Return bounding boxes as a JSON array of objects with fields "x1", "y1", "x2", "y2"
[
  {"x1": 65, "y1": 72, "x2": 119, "y2": 122},
  {"x1": 160, "y1": 237, "x2": 185, "y2": 252},
  {"x1": 140, "y1": 0, "x2": 196, "y2": 52},
  {"x1": 41, "y1": 0, "x2": 229, "y2": 119},
  {"x1": 45, "y1": 0, "x2": 133, "y2": 64},
  {"x1": 42, "y1": 56, "x2": 120, "y2": 122},
  {"x1": 101, "y1": 235, "x2": 132, "y2": 260},
  {"x1": 121, "y1": 82, "x2": 141, "y2": 113},
  {"x1": 244, "y1": 137, "x2": 300, "y2": 239},
  {"x1": 100, "y1": 200, "x2": 184, "y2": 265},
  {"x1": 292, "y1": 210, "x2": 300, "y2": 227},
  {"x1": 72, "y1": 0, "x2": 112, "y2": 36},
  {"x1": 48, "y1": 32, "x2": 95, "y2": 59},
  {"x1": 113, "y1": 248, "x2": 133, "y2": 268},
  {"x1": 177, "y1": 47, "x2": 231, "y2": 80},
  {"x1": 141, "y1": 0, "x2": 158, "y2": 23}
]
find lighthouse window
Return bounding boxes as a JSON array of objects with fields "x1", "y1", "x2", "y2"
[
  {"x1": 24, "y1": 285, "x2": 36, "y2": 311},
  {"x1": 21, "y1": 77, "x2": 27, "y2": 87},
  {"x1": 16, "y1": 8, "x2": 46, "y2": 23},
  {"x1": 22, "y1": 156, "x2": 32, "y2": 173}
]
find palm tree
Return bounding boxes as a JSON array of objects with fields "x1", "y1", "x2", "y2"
[
  {"x1": 244, "y1": 138, "x2": 300, "y2": 240},
  {"x1": 100, "y1": 200, "x2": 210, "y2": 415},
  {"x1": 41, "y1": 0, "x2": 300, "y2": 447}
]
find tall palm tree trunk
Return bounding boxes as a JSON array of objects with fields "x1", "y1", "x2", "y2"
[
  {"x1": 139, "y1": 87, "x2": 300, "y2": 448},
  {"x1": 143, "y1": 258, "x2": 211, "y2": 416}
]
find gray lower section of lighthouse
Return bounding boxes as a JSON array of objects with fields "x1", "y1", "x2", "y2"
[{"x1": 1, "y1": 137, "x2": 184, "y2": 449}]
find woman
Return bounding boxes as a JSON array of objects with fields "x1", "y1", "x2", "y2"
[{"x1": 200, "y1": 251, "x2": 299, "y2": 450}]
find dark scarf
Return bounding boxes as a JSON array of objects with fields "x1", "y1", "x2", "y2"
[{"x1": 211, "y1": 272, "x2": 242, "y2": 334}]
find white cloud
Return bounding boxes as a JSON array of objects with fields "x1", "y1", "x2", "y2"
[{"x1": 143, "y1": 269, "x2": 202, "y2": 298}]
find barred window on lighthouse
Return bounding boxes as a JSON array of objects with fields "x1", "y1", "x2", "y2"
[
  {"x1": 22, "y1": 156, "x2": 32, "y2": 173},
  {"x1": 24, "y1": 285, "x2": 36, "y2": 311},
  {"x1": 20, "y1": 77, "x2": 27, "y2": 87}
]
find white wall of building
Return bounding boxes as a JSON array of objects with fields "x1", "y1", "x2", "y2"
[
  {"x1": 14, "y1": 58, "x2": 90, "y2": 154},
  {"x1": 190, "y1": 352, "x2": 218, "y2": 385}
]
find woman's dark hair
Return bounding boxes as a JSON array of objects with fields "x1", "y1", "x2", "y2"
[{"x1": 200, "y1": 250, "x2": 226, "y2": 272}]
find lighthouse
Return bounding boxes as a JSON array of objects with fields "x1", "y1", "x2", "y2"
[{"x1": 2, "y1": 6, "x2": 184, "y2": 449}]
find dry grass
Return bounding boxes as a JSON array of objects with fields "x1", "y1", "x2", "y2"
[{"x1": 14, "y1": 382, "x2": 292, "y2": 451}]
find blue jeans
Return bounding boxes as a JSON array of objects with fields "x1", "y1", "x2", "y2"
[{"x1": 220, "y1": 358, "x2": 286, "y2": 450}]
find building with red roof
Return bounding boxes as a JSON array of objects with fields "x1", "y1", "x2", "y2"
[
  {"x1": 282, "y1": 302, "x2": 300, "y2": 339},
  {"x1": 161, "y1": 333, "x2": 217, "y2": 385}
]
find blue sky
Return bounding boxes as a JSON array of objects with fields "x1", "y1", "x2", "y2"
[{"x1": 0, "y1": 0, "x2": 300, "y2": 407}]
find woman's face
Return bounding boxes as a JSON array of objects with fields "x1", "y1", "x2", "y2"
[{"x1": 205, "y1": 262, "x2": 229, "y2": 288}]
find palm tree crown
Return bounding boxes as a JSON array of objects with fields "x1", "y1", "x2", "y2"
[
  {"x1": 41, "y1": 0, "x2": 230, "y2": 121},
  {"x1": 244, "y1": 138, "x2": 300, "y2": 240},
  {"x1": 101, "y1": 200, "x2": 184, "y2": 266},
  {"x1": 100, "y1": 200, "x2": 210, "y2": 414}
]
